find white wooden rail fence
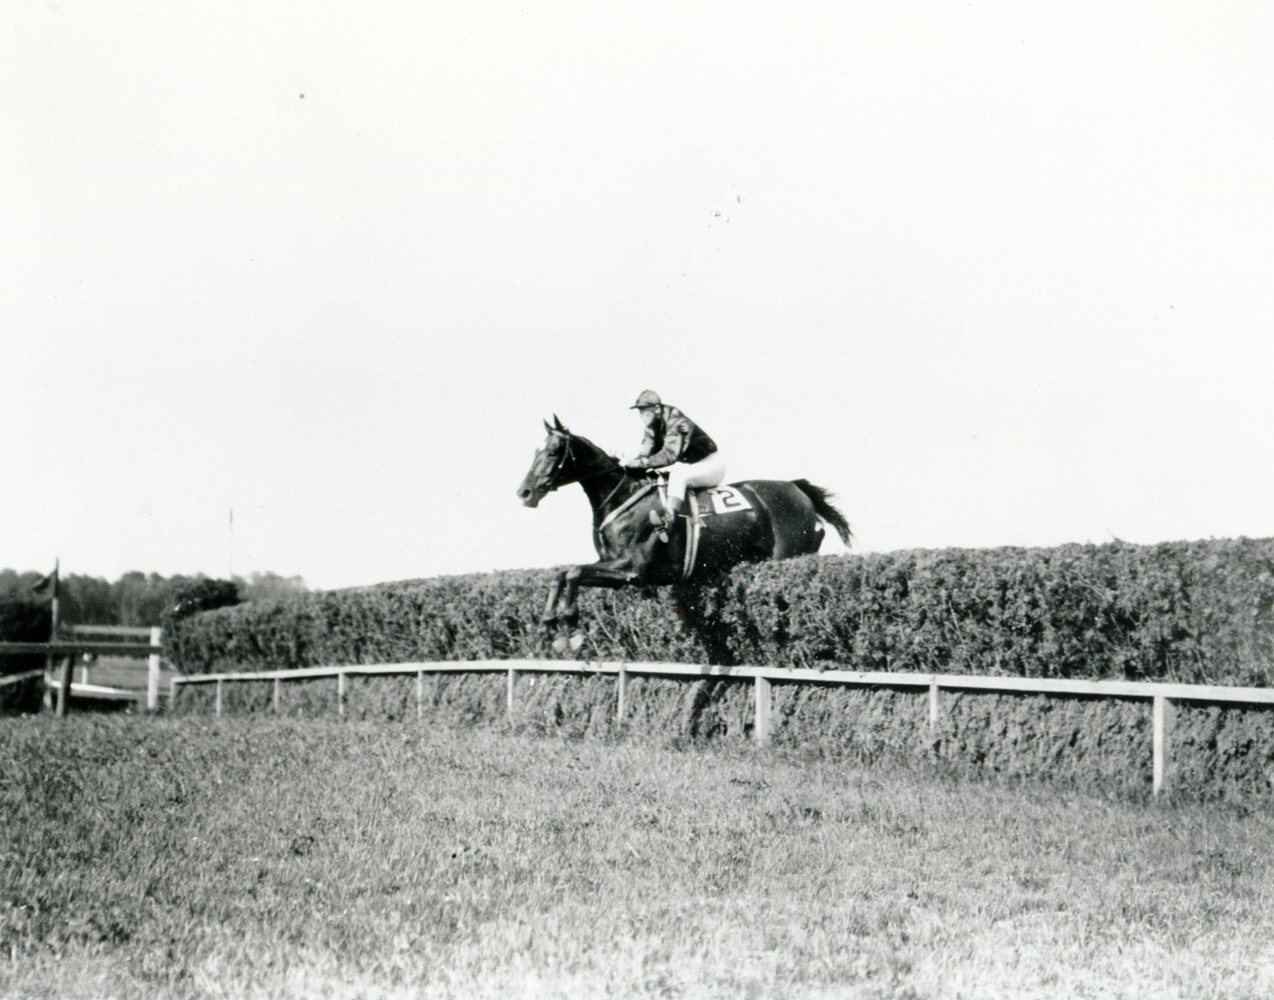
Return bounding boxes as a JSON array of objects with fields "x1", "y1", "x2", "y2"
[
  {"x1": 0, "y1": 627, "x2": 164, "y2": 713},
  {"x1": 170, "y1": 660, "x2": 1274, "y2": 797}
]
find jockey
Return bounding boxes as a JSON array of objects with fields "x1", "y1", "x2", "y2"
[{"x1": 622, "y1": 390, "x2": 725, "y2": 535}]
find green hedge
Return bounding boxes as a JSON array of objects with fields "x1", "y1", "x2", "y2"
[
  {"x1": 0, "y1": 600, "x2": 51, "y2": 678},
  {"x1": 167, "y1": 569, "x2": 699, "y2": 674},
  {"x1": 169, "y1": 538, "x2": 1274, "y2": 685},
  {"x1": 721, "y1": 538, "x2": 1274, "y2": 683},
  {"x1": 165, "y1": 538, "x2": 1274, "y2": 801}
]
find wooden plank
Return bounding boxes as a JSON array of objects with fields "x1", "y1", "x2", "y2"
[
  {"x1": 167, "y1": 661, "x2": 1274, "y2": 710},
  {"x1": 67, "y1": 625, "x2": 153, "y2": 637},
  {"x1": 933, "y1": 674, "x2": 1151, "y2": 699},
  {"x1": 172, "y1": 661, "x2": 516, "y2": 684},
  {"x1": 44, "y1": 678, "x2": 144, "y2": 702},
  {"x1": 0, "y1": 669, "x2": 44, "y2": 688},
  {"x1": 56, "y1": 655, "x2": 73, "y2": 717},
  {"x1": 934, "y1": 674, "x2": 1274, "y2": 706},
  {"x1": 1150, "y1": 681, "x2": 1274, "y2": 705},
  {"x1": 754, "y1": 674, "x2": 772, "y2": 744},
  {"x1": 0, "y1": 641, "x2": 162, "y2": 657},
  {"x1": 47, "y1": 581, "x2": 59, "y2": 705},
  {"x1": 616, "y1": 666, "x2": 629, "y2": 721},
  {"x1": 153, "y1": 657, "x2": 1274, "y2": 802},
  {"x1": 1153, "y1": 695, "x2": 1175, "y2": 797},
  {"x1": 147, "y1": 627, "x2": 161, "y2": 712}
]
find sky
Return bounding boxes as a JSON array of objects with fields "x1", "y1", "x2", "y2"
[{"x1": 3, "y1": 1, "x2": 1273, "y2": 592}]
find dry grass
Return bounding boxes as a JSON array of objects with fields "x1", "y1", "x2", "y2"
[{"x1": 2, "y1": 716, "x2": 1273, "y2": 999}]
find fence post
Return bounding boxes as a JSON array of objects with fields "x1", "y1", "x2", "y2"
[
  {"x1": 55, "y1": 654, "x2": 73, "y2": 717},
  {"x1": 506, "y1": 667, "x2": 517, "y2": 718},
  {"x1": 147, "y1": 627, "x2": 161, "y2": 712},
  {"x1": 928, "y1": 680, "x2": 941, "y2": 730},
  {"x1": 47, "y1": 563, "x2": 61, "y2": 714},
  {"x1": 273, "y1": 676, "x2": 281, "y2": 715},
  {"x1": 754, "y1": 674, "x2": 772, "y2": 744},
  {"x1": 416, "y1": 669, "x2": 424, "y2": 721},
  {"x1": 1153, "y1": 694, "x2": 1175, "y2": 797},
  {"x1": 215, "y1": 679, "x2": 224, "y2": 717},
  {"x1": 338, "y1": 672, "x2": 347, "y2": 719},
  {"x1": 616, "y1": 666, "x2": 629, "y2": 721}
]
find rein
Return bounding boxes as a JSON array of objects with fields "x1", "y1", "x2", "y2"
[
  {"x1": 597, "y1": 482, "x2": 655, "y2": 530},
  {"x1": 543, "y1": 435, "x2": 628, "y2": 496},
  {"x1": 542, "y1": 433, "x2": 649, "y2": 527}
]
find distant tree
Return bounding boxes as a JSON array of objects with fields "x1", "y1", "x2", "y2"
[
  {"x1": 161, "y1": 578, "x2": 241, "y2": 634},
  {"x1": 114, "y1": 571, "x2": 191, "y2": 627},
  {"x1": 0, "y1": 570, "x2": 44, "y2": 603},
  {"x1": 237, "y1": 571, "x2": 307, "y2": 603},
  {"x1": 57, "y1": 575, "x2": 116, "y2": 626},
  {"x1": 115, "y1": 571, "x2": 148, "y2": 627},
  {"x1": 1, "y1": 567, "x2": 300, "y2": 633}
]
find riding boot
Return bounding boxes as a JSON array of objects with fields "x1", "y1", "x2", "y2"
[
  {"x1": 667, "y1": 495, "x2": 686, "y2": 524},
  {"x1": 649, "y1": 497, "x2": 684, "y2": 544}
]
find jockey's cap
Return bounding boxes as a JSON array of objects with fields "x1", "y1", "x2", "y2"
[{"x1": 631, "y1": 389, "x2": 662, "y2": 409}]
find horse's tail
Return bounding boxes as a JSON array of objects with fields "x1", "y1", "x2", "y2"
[{"x1": 791, "y1": 479, "x2": 853, "y2": 547}]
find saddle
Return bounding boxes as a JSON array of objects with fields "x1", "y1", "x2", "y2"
[{"x1": 651, "y1": 476, "x2": 753, "y2": 580}]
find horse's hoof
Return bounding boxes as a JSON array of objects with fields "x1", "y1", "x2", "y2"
[
  {"x1": 568, "y1": 630, "x2": 585, "y2": 652},
  {"x1": 550, "y1": 635, "x2": 569, "y2": 655}
]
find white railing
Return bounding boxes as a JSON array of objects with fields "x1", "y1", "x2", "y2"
[
  {"x1": 0, "y1": 628, "x2": 165, "y2": 713},
  {"x1": 0, "y1": 669, "x2": 45, "y2": 689},
  {"x1": 170, "y1": 659, "x2": 1274, "y2": 797}
]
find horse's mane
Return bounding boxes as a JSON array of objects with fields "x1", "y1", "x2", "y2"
[{"x1": 562, "y1": 430, "x2": 623, "y2": 471}]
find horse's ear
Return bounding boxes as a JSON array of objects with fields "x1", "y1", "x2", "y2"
[
  {"x1": 543, "y1": 418, "x2": 553, "y2": 434},
  {"x1": 553, "y1": 414, "x2": 566, "y2": 431}
]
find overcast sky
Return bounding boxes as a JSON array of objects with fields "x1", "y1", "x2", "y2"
[{"x1": 4, "y1": 1, "x2": 1272, "y2": 591}]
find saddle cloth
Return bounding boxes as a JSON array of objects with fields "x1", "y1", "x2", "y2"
[
  {"x1": 690, "y1": 485, "x2": 753, "y2": 517},
  {"x1": 680, "y1": 486, "x2": 753, "y2": 580}
]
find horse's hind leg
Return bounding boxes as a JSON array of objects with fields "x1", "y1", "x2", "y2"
[{"x1": 773, "y1": 521, "x2": 823, "y2": 559}]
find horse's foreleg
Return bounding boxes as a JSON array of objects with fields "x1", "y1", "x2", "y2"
[
  {"x1": 542, "y1": 571, "x2": 567, "y2": 630},
  {"x1": 556, "y1": 558, "x2": 639, "y2": 654}
]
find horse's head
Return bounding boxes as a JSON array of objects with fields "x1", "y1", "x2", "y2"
[{"x1": 517, "y1": 416, "x2": 578, "y2": 507}]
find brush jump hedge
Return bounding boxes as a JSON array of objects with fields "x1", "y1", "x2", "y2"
[{"x1": 167, "y1": 538, "x2": 1274, "y2": 800}]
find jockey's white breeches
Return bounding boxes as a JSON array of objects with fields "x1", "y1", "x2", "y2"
[{"x1": 666, "y1": 453, "x2": 726, "y2": 504}]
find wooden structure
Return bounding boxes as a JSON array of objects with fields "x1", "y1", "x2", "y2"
[
  {"x1": 171, "y1": 659, "x2": 1274, "y2": 797},
  {"x1": 0, "y1": 628, "x2": 165, "y2": 714}
]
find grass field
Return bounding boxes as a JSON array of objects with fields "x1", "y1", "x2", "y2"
[{"x1": 3, "y1": 716, "x2": 1274, "y2": 1000}]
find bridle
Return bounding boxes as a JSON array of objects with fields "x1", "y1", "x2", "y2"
[
  {"x1": 535, "y1": 432, "x2": 575, "y2": 495},
  {"x1": 536, "y1": 431, "x2": 633, "y2": 511}
]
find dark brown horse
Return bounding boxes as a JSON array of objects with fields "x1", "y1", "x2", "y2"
[{"x1": 517, "y1": 417, "x2": 851, "y2": 652}]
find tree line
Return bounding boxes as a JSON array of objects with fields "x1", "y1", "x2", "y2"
[{"x1": 0, "y1": 569, "x2": 306, "y2": 640}]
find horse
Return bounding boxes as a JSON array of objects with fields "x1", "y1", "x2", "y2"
[{"x1": 517, "y1": 416, "x2": 852, "y2": 653}]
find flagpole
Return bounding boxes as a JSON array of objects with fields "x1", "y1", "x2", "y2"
[
  {"x1": 50, "y1": 558, "x2": 59, "y2": 639},
  {"x1": 49, "y1": 559, "x2": 71, "y2": 717}
]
